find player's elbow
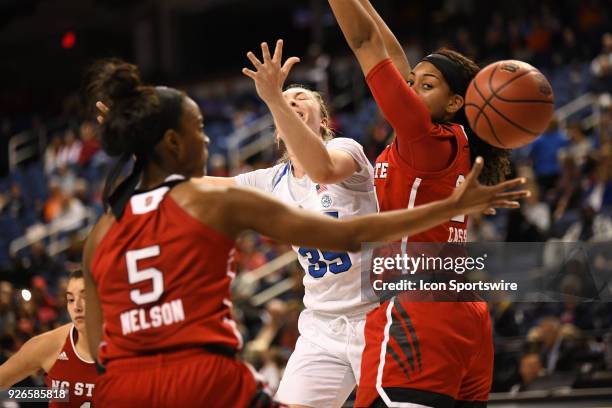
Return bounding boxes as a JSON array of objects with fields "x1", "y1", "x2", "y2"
[{"x1": 349, "y1": 33, "x2": 383, "y2": 54}]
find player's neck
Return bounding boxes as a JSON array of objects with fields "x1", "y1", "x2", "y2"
[
  {"x1": 75, "y1": 329, "x2": 93, "y2": 361},
  {"x1": 287, "y1": 151, "x2": 307, "y2": 179},
  {"x1": 140, "y1": 163, "x2": 187, "y2": 190}
]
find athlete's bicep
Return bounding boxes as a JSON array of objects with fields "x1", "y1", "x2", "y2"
[
  {"x1": 82, "y1": 217, "x2": 111, "y2": 363},
  {"x1": 225, "y1": 187, "x2": 358, "y2": 252},
  {"x1": 366, "y1": 59, "x2": 432, "y2": 141},
  {"x1": 193, "y1": 176, "x2": 236, "y2": 187},
  {"x1": 83, "y1": 265, "x2": 103, "y2": 362},
  {"x1": 324, "y1": 149, "x2": 359, "y2": 184},
  {"x1": 353, "y1": 42, "x2": 391, "y2": 80}
]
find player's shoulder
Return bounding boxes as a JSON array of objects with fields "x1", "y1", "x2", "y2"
[
  {"x1": 250, "y1": 163, "x2": 287, "y2": 180},
  {"x1": 326, "y1": 137, "x2": 364, "y2": 150},
  {"x1": 172, "y1": 180, "x2": 233, "y2": 211},
  {"x1": 24, "y1": 324, "x2": 70, "y2": 355},
  {"x1": 175, "y1": 179, "x2": 266, "y2": 218}
]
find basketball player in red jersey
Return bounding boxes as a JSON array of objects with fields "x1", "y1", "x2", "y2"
[
  {"x1": 328, "y1": 0, "x2": 513, "y2": 406},
  {"x1": 0, "y1": 270, "x2": 97, "y2": 407},
  {"x1": 82, "y1": 58, "x2": 526, "y2": 407}
]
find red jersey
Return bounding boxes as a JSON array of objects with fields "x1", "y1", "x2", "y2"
[
  {"x1": 90, "y1": 180, "x2": 241, "y2": 364},
  {"x1": 367, "y1": 59, "x2": 472, "y2": 243},
  {"x1": 45, "y1": 325, "x2": 97, "y2": 407}
]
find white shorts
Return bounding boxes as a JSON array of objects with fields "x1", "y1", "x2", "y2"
[{"x1": 275, "y1": 309, "x2": 366, "y2": 408}]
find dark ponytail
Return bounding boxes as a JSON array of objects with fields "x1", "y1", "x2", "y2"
[
  {"x1": 86, "y1": 58, "x2": 160, "y2": 157},
  {"x1": 434, "y1": 48, "x2": 511, "y2": 185},
  {"x1": 85, "y1": 59, "x2": 184, "y2": 218}
]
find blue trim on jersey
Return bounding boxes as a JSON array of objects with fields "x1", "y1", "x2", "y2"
[{"x1": 273, "y1": 162, "x2": 290, "y2": 189}]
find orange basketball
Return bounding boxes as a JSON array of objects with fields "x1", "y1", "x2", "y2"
[{"x1": 465, "y1": 60, "x2": 554, "y2": 149}]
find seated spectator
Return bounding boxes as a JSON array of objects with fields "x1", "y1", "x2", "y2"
[
  {"x1": 246, "y1": 299, "x2": 290, "y2": 355},
  {"x1": 0, "y1": 281, "x2": 15, "y2": 335},
  {"x1": 258, "y1": 348, "x2": 288, "y2": 395},
  {"x1": 528, "y1": 119, "x2": 569, "y2": 194},
  {"x1": 584, "y1": 144, "x2": 612, "y2": 211},
  {"x1": 510, "y1": 351, "x2": 545, "y2": 393},
  {"x1": 552, "y1": 156, "x2": 584, "y2": 220},
  {"x1": 51, "y1": 164, "x2": 77, "y2": 194},
  {"x1": 56, "y1": 129, "x2": 82, "y2": 169},
  {"x1": 591, "y1": 32, "x2": 612, "y2": 94},
  {"x1": 235, "y1": 232, "x2": 268, "y2": 273},
  {"x1": 559, "y1": 121, "x2": 595, "y2": 169},
  {"x1": 468, "y1": 213, "x2": 502, "y2": 241},
  {"x1": 77, "y1": 121, "x2": 101, "y2": 168},
  {"x1": 43, "y1": 181, "x2": 64, "y2": 223},
  {"x1": 2, "y1": 184, "x2": 30, "y2": 226},
  {"x1": 52, "y1": 191, "x2": 87, "y2": 233},
  {"x1": 563, "y1": 205, "x2": 612, "y2": 242},
  {"x1": 44, "y1": 133, "x2": 63, "y2": 175},
  {"x1": 533, "y1": 317, "x2": 586, "y2": 373},
  {"x1": 522, "y1": 181, "x2": 551, "y2": 238}
]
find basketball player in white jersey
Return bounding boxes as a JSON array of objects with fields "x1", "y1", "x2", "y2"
[
  {"x1": 95, "y1": 39, "x2": 379, "y2": 408},
  {"x1": 238, "y1": 40, "x2": 378, "y2": 407}
]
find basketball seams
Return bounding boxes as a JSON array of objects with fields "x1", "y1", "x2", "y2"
[
  {"x1": 471, "y1": 64, "x2": 499, "y2": 129},
  {"x1": 490, "y1": 97, "x2": 553, "y2": 104},
  {"x1": 492, "y1": 70, "x2": 553, "y2": 104},
  {"x1": 479, "y1": 107, "x2": 506, "y2": 148},
  {"x1": 470, "y1": 66, "x2": 546, "y2": 137}
]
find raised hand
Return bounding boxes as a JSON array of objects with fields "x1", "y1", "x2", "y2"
[
  {"x1": 451, "y1": 157, "x2": 530, "y2": 216},
  {"x1": 242, "y1": 40, "x2": 300, "y2": 103}
]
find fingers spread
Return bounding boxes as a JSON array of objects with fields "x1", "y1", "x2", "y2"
[
  {"x1": 247, "y1": 51, "x2": 262, "y2": 68},
  {"x1": 272, "y1": 39, "x2": 283, "y2": 63},
  {"x1": 242, "y1": 68, "x2": 257, "y2": 79},
  {"x1": 281, "y1": 57, "x2": 301, "y2": 76},
  {"x1": 494, "y1": 190, "x2": 530, "y2": 200},
  {"x1": 490, "y1": 200, "x2": 521, "y2": 209},
  {"x1": 465, "y1": 156, "x2": 484, "y2": 186},
  {"x1": 492, "y1": 177, "x2": 527, "y2": 194},
  {"x1": 261, "y1": 42, "x2": 272, "y2": 63}
]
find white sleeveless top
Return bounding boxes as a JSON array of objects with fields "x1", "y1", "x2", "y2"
[{"x1": 235, "y1": 138, "x2": 379, "y2": 316}]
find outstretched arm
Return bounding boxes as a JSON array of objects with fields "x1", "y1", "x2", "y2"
[
  {"x1": 82, "y1": 216, "x2": 112, "y2": 363},
  {"x1": 227, "y1": 158, "x2": 528, "y2": 252},
  {"x1": 0, "y1": 326, "x2": 67, "y2": 389},
  {"x1": 329, "y1": 0, "x2": 436, "y2": 163},
  {"x1": 357, "y1": 0, "x2": 411, "y2": 80},
  {"x1": 328, "y1": 0, "x2": 389, "y2": 77},
  {"x1": 243, "y1": 40, "x2": 358, "y2": 184}
]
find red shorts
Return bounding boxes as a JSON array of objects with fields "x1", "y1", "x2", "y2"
[
  {"x1": 94, "y1": 348, "x2": 260, "y2": 407},
  {"x1": 356, "y1": 300, "x2": 493, "y2": 408}
]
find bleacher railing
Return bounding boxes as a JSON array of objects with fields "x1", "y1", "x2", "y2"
[
  {"x1": 8, "y1": 131, "x2": 44, "y2": 171},
  {"x1": 227, "y1": 114, "x2": 275, "y2": 174},
  {"x1": 555, "y1": 92, "x2": 602, "y2": 131},
  {"x1": 9, "y1": 209, "x2": 98, "y2": 258}
]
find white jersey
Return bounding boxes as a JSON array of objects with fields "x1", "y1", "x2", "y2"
[{"x1": 235, "y1": 137, "x2": 379, "y2": 316}]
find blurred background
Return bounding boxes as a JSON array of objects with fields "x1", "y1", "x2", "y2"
[{"x1": 0, "y1": 0, "x2": 611, "y2": 406}]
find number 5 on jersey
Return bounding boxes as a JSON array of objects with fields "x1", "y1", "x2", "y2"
[{"x1": 126, "y1": 246, "x2": 163, "y2": 305}]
